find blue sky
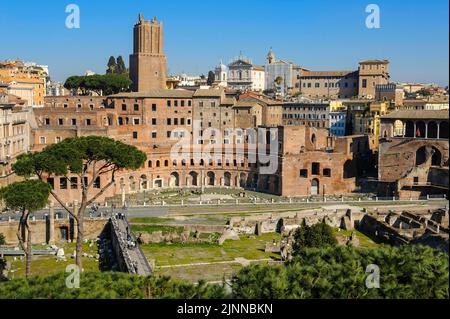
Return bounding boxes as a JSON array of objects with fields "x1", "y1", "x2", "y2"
[{"x1": 1, "y1": 0, "x2": 448, "y2": 85}]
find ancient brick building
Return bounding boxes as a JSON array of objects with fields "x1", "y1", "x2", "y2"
[
  {"x1": 24, "y1": 16, "x2": 370, "y2": 205},
  {"x1": 378, "y1": 110, "x2": 449, "y2": 198}
]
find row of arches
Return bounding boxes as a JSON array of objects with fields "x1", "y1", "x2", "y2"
[
  {"x1": 393, "y1": 120, "x2": 449, "y2": 139},
  {"x1": 118, "y1": 171, "x2": 251, "y2": 192}
]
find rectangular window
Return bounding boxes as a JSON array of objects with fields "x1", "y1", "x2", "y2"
[
  {"x1": 133, "y1": 132, "x2": 138, "y2": 139},
  {"x1": 167, "y1": 118, "x2": 171, "y2": 125},
  {"x1": 152, "y1": 132, "x2": 157, "y2": 138},
  {"x1": 93, "y1": 177, "x2": 101, "y2": 189},
  {"x1": 323, "y1": 168, "x2": 331, "y2": 177},
  {"x1": 312, "y1": 162, "x2": 320, "y2": 175},
  {"x1": 362, "y1": 79, "x2": 367, "y2": 88},
  {"x1": 122, "y1": 104, "x2": 127, "y2": 111},
  {"x1": 181, "y1": 100, "x2": 185, "y2": 107},
  {"x1": 58, "y1": 118, "x2": 64, "y2": 125},
  {"x1": 188, "y1": 100, "x2": 192, "y2": 107},
  {"x1": 86, "y1": 119, "x2": 91, "y2": 126},
  {"x1": 167, "y1": 100, "x2": 171, "y2": 107},
  {"x1": 71, "y1": 119, "x2": 77, "y2": 126},
  {"x1": 174, "y1": 118, "x2": 179, "y2": 125},
  {"x1": 300, "y1": 169, "x2": 308, "y2": 178},
  {"x1": 40, "y1": 136, "x2": 46, "y2": 144},
  {"x1": 180, "y1": 118, "x2": 185, "y2": 125},
  {"x1": 47, "y1": 178, "x2": 54, "y2": 189},
  {"x1": 152, "y1": 118, "x2": 157, "y2": 125},
  {"x1": 174, "y1": 100, "x2": 178, "y2": 107},
  {"x1": 152, "y1": 104, "x2": 157, "y2": 111},
  {"x1": 134, "y1": 104, "x2": 139, "y2": 111},
  {"x1": 45, "y1": 118, "x2": 50, "y2": 125},
  {"x1": 59, "y1": 178, "x2": 67, "y2": 190},
  {"x1": 70, "y1": 177, "x2": 78, "y2": 189}
]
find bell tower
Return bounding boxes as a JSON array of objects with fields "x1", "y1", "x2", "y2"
[{"x1": 129, "y1": 14, "x2": 167, "y2": 92}]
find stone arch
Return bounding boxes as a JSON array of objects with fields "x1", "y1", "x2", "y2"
[
  {"x1": 439, "y1": 122, "x2": 449, "y2": 139},
  {"x1": 394, "y1": 120, "x2": 404, "y2": 137},
  {"x1": 148, "y1": 160, "x2": 152, "y2": 168},
  {"x1": 129, "y1": 176, "x2": 136, "y2": 192},
  {"x1": 207, "y1": 171, "x2": 215, "y2": 186},
  {"x1": 189, "y1": 171, "x2": 198, "y2": 186},
  {"x1": 239, "y1": 173, "x2": 247, "y2": 188},
  {"x1": 416, "y1": 146, "x2": 427, "y2": 166},
  {"x1": 427, "y1": 121, "x2": 438, "y2": 139},
  {"x1": 311, "y1": 178, "x2": 319, "y2": 196},
  {"x1": 156, "y1": 160, "x2": 160, "y2": 167},
  {"x1": 343, "y1": 160, "x2": 355, "y2": 179},
  {"x1": 140, "y1": 174, "x2": 148, "y2": 190},
  {"x1": 311, "y1": 133, "x2": 317, "y2": 146},
  {"x1": 169, "y1": 172, "x2": 180, "y2": 187},
  {"x1": 405, "y1": 120, "x2": 415, "y2": 138},
  {"x1": 224, "y1": 172, "x2": 232, "y2": 187},
  {"x1": 416, "y1": 121, "x2": 426, "y2": 138},
  {"x1": 431, "y1": 147, "x2": 442, "y2": 166}
]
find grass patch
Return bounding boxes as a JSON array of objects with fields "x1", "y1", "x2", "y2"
[
  {"x1": 5, "y1": 242, "x2": 99, "y2": 279},
  {"x1": 129, "y1": 216, "x2": 174, "y2": 224},
  {"x1": 130, "y1": 224, "x2": 184, "y2": 235},
  {"x1": 141, "y1": 232, "x2": 281, "y2": 267}
]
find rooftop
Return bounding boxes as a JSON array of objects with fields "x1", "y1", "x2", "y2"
[
  {"x1": 382, "y1": 109, "x2": 449, "y2": 120},
  {"x1": 193, "y1": 89, "x2": 224, "y2": 97},
  {"x1": 359, "y1": 59, "x2": 389, "y2": 64},
  {"x1": 301, "y1": 70, "x2": 357, "y2": 77}
]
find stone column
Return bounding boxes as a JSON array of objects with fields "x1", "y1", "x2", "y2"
[
  {"x1": 437, "y1": 122, "x2": 440, "y2": 139},
  {"x1": 425, "y1": 122, "x2": 428, "y2": 139},
  {"x1": 48, "y1": 202, "x2": 55, "y2": 245},
  {"x1": 413, "y1": 122, "x2": 417, "y2": 138}
]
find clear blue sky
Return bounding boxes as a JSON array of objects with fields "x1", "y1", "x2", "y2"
[{"x1": 1, "y1": 0, "x2": 448, "y2": 85}]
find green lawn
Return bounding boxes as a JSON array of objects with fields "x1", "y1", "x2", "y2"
[
  {"x1": 141, "y1": 232, "x2": 281, "y2": 267},
  {"x1": 5, "y1": 242, "x2": 100, "y2": 279}
]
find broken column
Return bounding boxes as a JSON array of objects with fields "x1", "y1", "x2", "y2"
[{"x1": 47, "y1": 202, "x2": 55, "y2": 244}]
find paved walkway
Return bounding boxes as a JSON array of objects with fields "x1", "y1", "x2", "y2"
[{"x1": 111, "y1": 216, "x2": 152, "y2": 276}]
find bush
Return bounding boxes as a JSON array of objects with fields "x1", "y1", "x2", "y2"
[{"x1": 292, "y1": 222, "x2": 337, "y2": 253}]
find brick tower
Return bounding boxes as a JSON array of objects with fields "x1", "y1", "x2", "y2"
[{"x1": 129, "y1": 14, "x2": 167, "y2": 92}]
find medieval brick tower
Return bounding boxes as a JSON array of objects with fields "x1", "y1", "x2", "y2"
[{"x1": 129, "y1": 14, "x2": 167, "y2": 92}]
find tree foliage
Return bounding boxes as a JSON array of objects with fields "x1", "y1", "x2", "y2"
[
  {"x1": 207, "y1": 71, "x2": 215, "y2": 86},
  {"x1": 63, "y1": 74, "x2": 132, "y2": 96},
  {"x1": 0, "y1": 180, "x2": 51, "y2": 213},
  {"x1": 0, "y1": 272, "x2": 227, "y2": 299},
  {"x1": 0, "y1": 180, "x2": 51, "y2": 278},
  {"x1": 116, "y1": 56, "x2": 127, "y2": 75},
  {"x1": 416, "y1": 88, "x2": 432, "y2": 97},
  {"x1": 292, "y1": 221, "x2": 337, "y2": 253},
  {"x1": 106, "y1": 56, "x2": 117, "y2": 74},
  {"x1": 231, "y1": 245, "x2": 449, "y2": 299},
  {"x1": 12, "y1": 136, "x2": 146, "y2": 268}
]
